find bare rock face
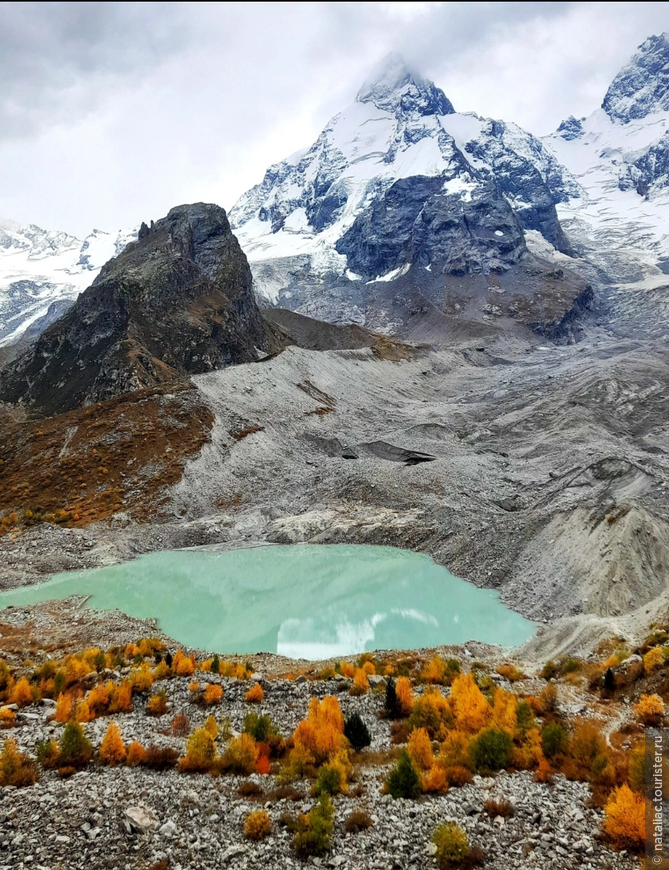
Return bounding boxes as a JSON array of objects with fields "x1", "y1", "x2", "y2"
[{"x1": 0, "y1": 203, "x2": 271, "y2": 415}]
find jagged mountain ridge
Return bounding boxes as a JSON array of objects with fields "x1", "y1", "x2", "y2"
[{"x1": 0, "y1": 204, "x2": 277, "y2": 415}]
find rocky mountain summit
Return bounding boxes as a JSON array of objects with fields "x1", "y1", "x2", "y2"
[{"x1": 0, "y1": 204, "x2": 274, "y2": 415}]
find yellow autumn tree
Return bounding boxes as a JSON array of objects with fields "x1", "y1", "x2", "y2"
[
  {"x1": 351, "y1": 669, "x2": 369, "y2": 695},
  {"x1": 395, "y1": 677, "x2": 414, "y2": 716},
  {"x1": 244, "y1": 684, "x2": 263, "y2": 704},
  {"x1": 9, "y1": 677, "x2": 34, "y2": 708},
  {"x1": 603, "y1": 784, "x2": 645, "y2": 850},
  {"x1": 55, "y1": 692, "x2": 73, "y2": 723},
  {"x1": 634, "y1": 693, "x2": 665, "y2": 726},
  {"x1": 643, "y1": 647, "x2": 665, "y2": 674},
  {"x1": 407, "y1": 727, "x2": 434, "y2": 770},
  {"x1": 490, "y1": 688, "x2": 517, "y2": 733},
  {"x1": 450, "y1": 674, "x2": 490, "y2": 733},
  {"x1": 292, "y1": 696, "x2": 346, "y2": 766},
  {"x1": 126, "y1": 740, "x2": 147, "y2": 766},
  {"x1": 99, "y1": 722, "x2": 126, "y2": 765}
]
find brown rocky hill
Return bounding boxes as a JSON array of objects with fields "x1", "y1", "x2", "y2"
[{"x1": 0, "y1": 203, "x2": 283, "y2": 416}]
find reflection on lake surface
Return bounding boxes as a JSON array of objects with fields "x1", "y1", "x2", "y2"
[{"x1": 0, "y1": 544, "x2": 534, "y2": 659}]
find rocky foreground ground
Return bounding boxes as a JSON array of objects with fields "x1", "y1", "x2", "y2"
[{"x1": 0, "y1": 601, "x2": 645, "y2": 870}]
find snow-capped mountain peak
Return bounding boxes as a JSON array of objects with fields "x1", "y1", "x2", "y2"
[
  {"x1": 229, "y1": 54, "x2": 576, "y2": 330},
  {"x1": 603, "y1": 32, "x2": 669, "y2": 123},
  {"x1": 543, "y1": 33, "x2": 669, "y2": 298},
  {"x1": 355, "y1": 52, "x2": 454, "y2": 116}
]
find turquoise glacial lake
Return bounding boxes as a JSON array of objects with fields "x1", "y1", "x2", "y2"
[{"x1": 0, "y1": 544, "x2": 534, "y2": 659}]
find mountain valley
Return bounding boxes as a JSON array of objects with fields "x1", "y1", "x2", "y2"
[{"x1": 0, "y1": 28, "x2": 668, "y2": 870}]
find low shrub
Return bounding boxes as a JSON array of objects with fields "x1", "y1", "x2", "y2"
[
  {"x1": 244, "y1": 809, "x2": 272, "y2": 840},
  {"x1": 126, "y1": 741, "x2": 147, "y2": 766},
  {"x1": 634, "y1": 693, "x2": 665, "y2": 726},
  {"x1": 171, "y1": 712, "x2": 190, "y2": 736},
  {"x1": 245, "y1": 684, "x2": 264, "y2": 704},
  {"x1": 422, "y1": 762, "x2": 449, "y2": 794},
  {"x1": 539, "y1": 683, "x2": 557, "y2": 713},
  {"x1": 293, "y1": 794, "x2": 333, "y2": 857},
  {"x1": 243, "y1": 712, "x2": 281, "y2": 748},
  {"x1": 422, "y1": 656, "x2": 461, "y2": 686},
  {"x1": 469, "y1": 727, "x2": 513, "y2": 774},
  {"x1": 238, "y1": 780, "x2": 264, "y2": 797},
  {"x1": 58, "y1": 765, "x2": 76, "y2": 778},
  {"x1": 385, "y1": 749, "x2": 421, "y2": 799},
  {"x1": 628, "y1": 745, "x2": 645, "y2": 793},
  {"x1": 36, "y1": 740, "x2": 60, "y2": 769},
  {"x1": 142, "y1": 745, "x2": 179, "y2": 771},
  {"x1": 129, "y1": 665, "x2": 153, "y2": 693},
  {"x1": 534, "y1": 757, "x2": 554, "y2": 784},
  {"x1": 204, "y1": 683, "x2": 224, "y2": 706},
  {"x1": 313, "y1": 757, "x2": 347, "y2": 797},
  {"x1": 344, "y1": 809, "x2": 373, "y2": 833},
  {"x1": 0, "y1": 739, "x2": 39, "y2": 787},
  {"x1": 483, "y1": 797, "x2": 514, "y2": 818},
  {"x1": 443, "y1": 765, "x2": 473, "y2": 787},
  {"x1": 643, "y1": 647, "x2": 665, "y2": 674},
  {"x1": 496, "y1": 664, "x2": 524, "y2": 683},
  {"x1": 432, "y1": 822, "x2": 470, "y2": 869},
  {"x1": 344, "y1": 713, "x2": 371, "y2": 752},
  {"x1": 390, "y1": 720, "x2": 410, "y2": 745},
  {"x1": 561, "y1": 656, "x2": 582, "y2": 675},
  {"x1": 203, "y1": 715, "x2": 218, "y2": 739},
  {"x1": 566, "y1": 722, "x2": 610, "y2": 782},
  {"x1": 0, "y1": 708, "x2": 16, "y2": 729}
]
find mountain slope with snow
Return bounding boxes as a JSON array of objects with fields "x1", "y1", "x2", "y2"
[
  {"x1": 0, "y1": 220, "x2": 136, "y2": 349},
  {"x1": 542, "y1": 33, "x2": 669, "y2": 338},
  {"x1": 229, "y1": 54, "x2": 585, "y2": 338}
]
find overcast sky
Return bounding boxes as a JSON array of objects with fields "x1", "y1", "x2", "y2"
[{"x1": 1, "y1": 1, "x2": 667, "y2": 237}]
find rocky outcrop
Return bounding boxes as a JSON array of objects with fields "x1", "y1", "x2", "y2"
[
  {"x1": 336, "y1": 178, "x2": 526, "y2": 280},
  {"x1": 602, "y1": 32, "x2": 669, "y2": 123},
  {"x1": 0, "y1": 203, "x2": 272, "y2": 415},
  {"x1": 617, "y1": 131, "x2": 669, "y2": 194}
]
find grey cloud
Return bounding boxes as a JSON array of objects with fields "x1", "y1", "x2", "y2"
[
  {"x1": 0, "y1": 1, "x2": 192, "y2": 135},
  {"x1": 0, "y1": 2, "x2": 669, "y2": 236}
]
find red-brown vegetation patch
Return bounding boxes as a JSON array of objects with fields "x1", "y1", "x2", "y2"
[{"x1": 0, "y1": 384, "x2": 213, "y2": 531}]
